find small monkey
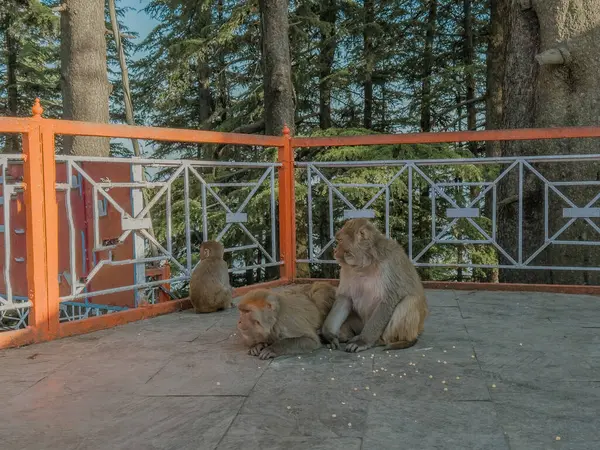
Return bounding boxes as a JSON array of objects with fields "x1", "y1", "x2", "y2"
[
  {"x1": 237, "y1": 282, "x2": 337, "y2": 360},
  {"x1": 189, "y1": 240, "x2": 233, "y2": 313},
  {"x1": 321, "y1": 218, "x2": 428, "y2": 353}
]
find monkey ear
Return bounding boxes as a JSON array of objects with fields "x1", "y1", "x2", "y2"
[
  {"x1": 357, "y1": 225, "x2": 371, "y2": 241},
  {"x1": 264, "y1": 294, "x2": 279, "y2": 311}
]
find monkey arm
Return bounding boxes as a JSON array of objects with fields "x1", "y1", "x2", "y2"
[
  {"x1": 258, "y1": 336, "x2": 320, "y2": 360},
  {"x1": 345, "y1": 293, "x2": 403, "y2": 353},
  {"x1": 321, "y1": 294, "x2": 352, "y2": 349}
]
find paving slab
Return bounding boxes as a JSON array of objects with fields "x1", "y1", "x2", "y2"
[
  {"x1": 0, "y1": 288, "x2": 599, "y2": 450},
  {"x1": 363, "y1": 397, "x2": 509, "y2": 450},
  {"x1": 3, "y1": 393, "x2": 243, "y2": 450}
]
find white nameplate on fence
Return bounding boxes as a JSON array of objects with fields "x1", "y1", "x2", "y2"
[
  {"x1": 446, "y1": 208, "x2": 480, "y2": 218},
  {"x1": 121, "y1": 217, "x2": 152, "y2": 230},
  {"x1": 343, "y1": 209, "x2": 376, "y2": 220},
  {"x1": 226, "y1": 213, "x2": 248, "y2": 223},
  {"x1": 563, "y1": 207, "x2": 600, "y2": 218}
]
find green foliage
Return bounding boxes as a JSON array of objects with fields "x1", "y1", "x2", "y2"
[
  {"x1": 0, "y1": 0, "x2": 61, "y2": 120},
  {"x1": 292, "y1": 127, "x2": 498, "y2": 281},
  {"x1": 1, "y1": 0, "x2": 498, "y2": 284}
]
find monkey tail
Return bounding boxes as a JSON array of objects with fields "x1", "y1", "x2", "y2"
[{"x1": 384, "y1": 338, "x2": 418, "y2": 350}]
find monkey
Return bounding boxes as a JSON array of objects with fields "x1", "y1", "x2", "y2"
[
  {"x1": 321, "y1": 218, "x2": 428, "y2": 353},
  {"x1": 236, "y1": 282, "x2": 338, "y2": 360},
  {"x1": 189, "y1": 240, "x2": 233, "y2": 313}
]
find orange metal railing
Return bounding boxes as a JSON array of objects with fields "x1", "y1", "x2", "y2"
[
  {"x1": 0, "y1": 100, "x2": 294, "y2": 348},
  {"x1": 2, "y1": 98, "x2": 600, "y2": 349}
]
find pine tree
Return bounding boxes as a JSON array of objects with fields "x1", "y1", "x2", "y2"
[{"x1": 0, "y1": 0, "x2": 60, "y2": 152}]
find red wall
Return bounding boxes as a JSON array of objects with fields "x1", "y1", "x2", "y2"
[{"x1": 1, "y1": 161, "x2": 137, "y2": 308}]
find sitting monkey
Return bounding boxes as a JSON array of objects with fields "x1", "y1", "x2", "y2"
[
  {"x1": 321, "y1": 218, "x2": 428, "y2": 352},
  {"x1": 237, "y1": 282, "x2": 338, "y2": 360},
  {"x1": 189, "y1": 240, "x2": 233, "y2": 313}
]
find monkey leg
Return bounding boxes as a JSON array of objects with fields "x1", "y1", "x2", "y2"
[
  {"x1": 344, "y1": 293, "x2": 406, "y2": 353},
  {"x1": 258, "y1": 336, "x2": 321, "y2": 360},
  {"x1": 338, "y1": 312, "x2": 363, "y2": 343},
  {"x1": 381, "y1": 295, "x2": 423, "y2": 350},
  {"x1": 214, "y1": 288, "x2": 233, "y2": 310}
]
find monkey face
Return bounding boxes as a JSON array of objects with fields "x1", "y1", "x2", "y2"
[
  {"x1": 334, "y1": 237, "x2": 363, "y2": 267},
  {"x1": 237, "y1": 307, "x2": 270, "y2": 345},
  {"x1": 237, "y1": 290, "x2": 280, "y2": 346},
  {"x1": 334, "y1": 220, "x2": 376, "y2": 269}
]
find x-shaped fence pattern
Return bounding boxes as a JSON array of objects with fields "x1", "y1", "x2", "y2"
[
  {"x1": 298, "y1": 155, "x2": 600, "y2": 272},
  {"x1": 56, "y1": 157, "x2": 280, "y2": 304}
]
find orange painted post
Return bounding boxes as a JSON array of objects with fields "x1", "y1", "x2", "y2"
[
  {"x1": 159, "y1": 264, "x2": 171, "y2": 303},
  {"x1": 38, "y1": 106, "x2": 60, "y2": 337},
  {"x1": 277, "y1": 125, "x2": 297, "y2": 281},
  {"x1": 23, "y1": 99, "x2": 50, "y2": 339}
]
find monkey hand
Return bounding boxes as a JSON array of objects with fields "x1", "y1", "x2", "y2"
[
  {"x1": 249, "y1": 342, "x2": 268, "y2": 356},
  {"x1": 320, "y1": 329, "x2": 340, "y2": 350},
  {"x1": 344, "y1": 335, "x2": 372, "y2": 353},
  {"x1": 258, "y1": 346, "x2": 278, "y2": 360}
]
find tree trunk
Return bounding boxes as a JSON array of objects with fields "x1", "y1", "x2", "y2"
[
  {"x1": 197, "y1": 62, "x2": 213, "y2": 125},
  {"x1": 363, "y1": 0, "x2": 374, "y2": 130},
  {"x1": 498, "y1": 0, "x2": 600, "y2": 285},
  {"x1": 259, "y1": 0, "x2": 295, "y2": 136},
  {"x1": 107, "y1": 0, "x2": 140, "y2": 156},
  {"x1": 484, "y1": 0, "x2": 506, "y2": 284},
  {"x1": 217, "y1": 0, "x2": 229, "y2": 122},
  {"x1": 463, "y1": 0, "x2": 477, "y2": 153},
  {"x1": 485, "y1": 0, "x2": 506, "y2": 158},
  {"x1": 4, "y1": 13, "x2": 19, "y2": 153},
  {"x1": 60, "y1": 0, "x2": 110, "y2": 156},
  {"x1": 318, "y1": 0, "x2": 336, "y2": 130},
  {"x1": 420, "y1": 0, "x2": 437, "y2": 132}
]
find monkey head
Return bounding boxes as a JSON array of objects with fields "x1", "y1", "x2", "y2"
[
  {"x1": 199, "y1": 240, "x2": 225, "y2": 260},
  {"x1": 334, "y1": 218, "x2": 380, "y2": 269},
  {"x1": 236, "y1": 289, "x2": 280, "y2": 346}
]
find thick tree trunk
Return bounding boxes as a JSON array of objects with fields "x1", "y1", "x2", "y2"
[
  {"x1": 60, "y1": 0, "x2": 110, "y2": 156},
  {"x1": 363, "y1": 0, "x2": 374, "y2": 130},
  {"x1": 259, "y1": 0, "x2": 295, "y2": 136},
  {"x1": 463, "y1": 0, "x2": 477, "y2": 153},
  {"x1": 420, "y1": 0, "x2": 437, "y2": 132},
  {"x1": 498, "y1": 0, "x2": 600, "y2": 285},
  {"x1": 318, "y1": 0, "x2": 336, "y2": 130}
]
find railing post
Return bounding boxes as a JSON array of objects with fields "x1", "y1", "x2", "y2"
[
  {"x1": 23, "y1": 99, "x2": 59, "y2": 340},
  {"x1": 278, "y1": 125, "x2": 297, "y2": 281}
]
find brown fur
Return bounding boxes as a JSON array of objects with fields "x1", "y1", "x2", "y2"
[
  {"x1": 237, "y1": 282, "x2": 337, "y2": 359},
  {"x1": 321, "y1": 219, "x2": 428, "y2": 352},
  {"x1": 189, "y1": 241, "x2": 233, "y2": 313}
]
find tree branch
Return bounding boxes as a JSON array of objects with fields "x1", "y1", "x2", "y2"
[{"x1": 433, "y1": 95, "x2": 486, "y2": 124}]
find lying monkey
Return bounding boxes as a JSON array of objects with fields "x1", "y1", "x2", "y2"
[
  {"x1": 237, "y1": 282, "x2": 339, "y2": 360},
  {"x1": 321, "y1": 218, "x2": 428, "y2": 352},
  {"x1": 189, "y1": 240, "x2": 233, "y2": 313}
]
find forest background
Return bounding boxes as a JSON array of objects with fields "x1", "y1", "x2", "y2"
[{"x1": 1, "y1": 0, "x2": 598, "y2": 292}]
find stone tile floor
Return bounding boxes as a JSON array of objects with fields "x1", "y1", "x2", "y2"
[{"x1": 1, "y1": 289, "x2": 600, "y2": 450}]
